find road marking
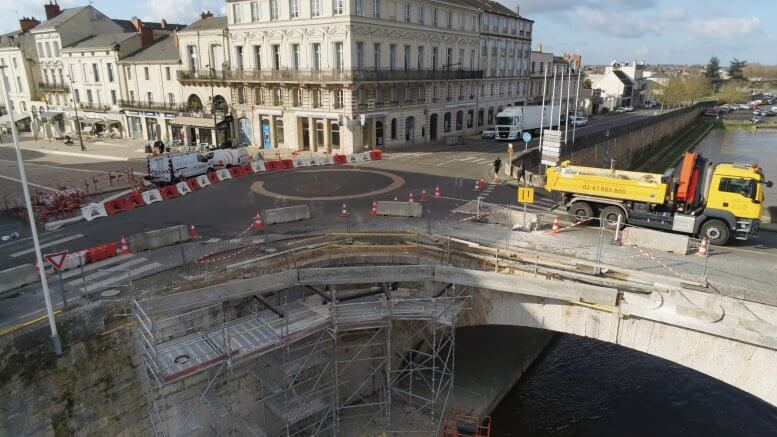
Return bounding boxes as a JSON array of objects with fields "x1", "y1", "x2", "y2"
[
  {"x1": 0, "y1": 310, "x2": 62, "y2": 336},
  {"x1": 66, "y1": 257, "x2": 148, "y2": 286},
  {"x1": 435, "y1": 158, "x2": 462, "y2": 167},
  {"x1": 9, "y1": 234, "x2": 84, "y2": 258},
  {"x1": 0, "y1": 174, "x2": 58, "y2": 192},
  {"x1": 0, "y1": 159, "x2": 144, "y2": 176},
  {"x1": 0, "y1": 146, "x2": 130, "y2": 161},
  {"x1": 80, "y1": 261, "x2": 162, "y2": 292}
]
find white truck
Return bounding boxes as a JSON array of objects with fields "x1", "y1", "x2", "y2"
[
  {"x1": 206, "y1": 147, "x2": 249, "y2": 170},
  {"x1": 494, "y1": 105, "x2": 563, "y2": 141},
  {"x1": 147, "y1": 153, "x2": 211, "y2": 184}
]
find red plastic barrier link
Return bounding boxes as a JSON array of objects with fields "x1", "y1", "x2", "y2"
[
  {"x1": 122, "y1": 191, "x2": 145, "y2": 210},
  {"x1": 266, "y1": 160, "x2": 283, "y2": 171},
  {"x1": 207, "y1": 171, "x2": 220, "y2": 184},
  {"x1": 186, "y1": 178, "x2": 201, "y2": 192},
  {"x1": 281, "y1": 159, "x2": 294, "y2": 169},
  {"x1": 104, "y1": 199, "x2": 126, "y2": 215},
  {"x1": 369, "y1": 150, "x2": 383, "y2": 160},
  {"x1": 241, "y1": 163, "x2": 255, "y2": 174},
  {"x1": 228, "y1": 166, "x2": 246, "y2": 178},
  {"x1": 84, "y1": 242, "x2": 119, "y2": 263},
  {"x1": 333, "y1": 154, "x2": 348, "y2": 165},
  {"x1": 160, "y1": 185, "x2": 179, "y2": 200}
]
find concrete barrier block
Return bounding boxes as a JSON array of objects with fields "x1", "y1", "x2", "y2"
[
  {"x1": 251, "y1": 161, "x2": 267, "y2": 172},
  {"x1": 376, "y1": 201, "x2": 423, "y2": 218},
  {"x1": 216, "y1": 169, "x2": 232, "y2": 181},
  {"x1": 176, "y1": 182, "x2": 192, "y2": 196},
  {"x1": 0, "y1": 264, "x2": 39, "y2": 294},
  {"x1": 484, "y1": 208, "x2": 538, "y2": 231},
  {"x1": 622, "y1": 227, "x2": 690, "y2": 254},
  {"x1": 196, "y1": 175, "x2": 211, "y2": 187},
  {"x1": 264, "y1": 205, "x2": 312, "y2": 225},
  {"x1": 60, "y1": 251, "x2": 86, "y2": 272},
  {"x1": 141, "y1": 189, "x2": 163, "y2": 205},
  {"x1": 128, "y1": 225, "x2": 189, "y2": 252},
  {"x1": 81, "y1": 203, "x2": 108, "y2": 221}
]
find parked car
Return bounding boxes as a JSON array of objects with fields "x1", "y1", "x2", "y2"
[
  {"x1": 615, "y1": 107, "x2": 626, "y2": 113},
  {"x1": 570, "y1": 116, "x2": 589, "y2": 126},
  {"x1": 146, "y1": 153, "x2": 210, "y2": 184},
  {"x1": 739, "y1": 103, "x2": 751, "y2": 110},
  {"x1": 480, "y1": 128, "x2": 497, "y2": 139},
  {"x1": 644, "y1": 101, "x2": 657, "y2": 108},
  {"x1": 704, "y1": 110, "x2": 720, "y2": 118},
  {"x1": 623, "y1": 106, "x2": 634, "y2": 112},
  {"x1": 206, "y1": 147, "x2": 249, "y2": 170}
]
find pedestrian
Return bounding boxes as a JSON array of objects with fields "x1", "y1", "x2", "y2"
[
  {"x1": 517, "y1": 160, "x2": 527, "y2": 185},
  {"x1": 493, "y1": 156, "x2": 502, "y2": 183}
]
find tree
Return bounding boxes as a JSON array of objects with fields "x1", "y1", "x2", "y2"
[
  {"x1": 717, "y1": 81, "x2": 749, "y2": 105},
  {"x1": 656, "y1": 76, "x2": 710, "y2": 108},
  {"x1": 704, "y1": 57, "x2": 722, "y2": 90},
  {"x1": 582, "y1": 78, "x2": 592, "y2": 89},
  {"x1": 729, "y1": 59, "x2": 748, "y2": 82}
]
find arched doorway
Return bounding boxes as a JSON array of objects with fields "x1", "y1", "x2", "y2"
[
  {"x1": 429, "y1": 114, "x2": 438, "y2": 140},
  {"x1": 488, "y1": 107, "x2": 494, "y2": 125},
  {"x1": 390, "y1": 118, "x2": 397, "y2": 140},
  {"x1": 375, "y1": 120, "x2": 384, "y2": 147},
  {"x1": 455, "y1": 111, "x2": 463, "y2": 131},
  {"x1": 443, "y1": 112, "x2": 451, "y2": 133},
  {"x1": 405, "y1": 116, "x2": 415, "y2": 142},
  {"x1": 212, "y1": 95, "x2": 228, "y2": 113},
  {"x1": 187, "y1": 94, "x2": 203, "y2": 112},
  {"x1": 478, "y1": 109, "x2": 484, "y2": 127}
]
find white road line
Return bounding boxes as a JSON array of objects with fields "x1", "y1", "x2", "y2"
[
  {"x1": 80, "y1": 261, "x2": 162, "y2": 292},
  {"x1": 458, "y1": 156, "x2": 481, "y2": 162},
  {"x1": 10, "y1": 234, "x2": 84, "y2": 258},
  {"x1": 66, "y1": 257, "x2": 148, "y2": 286},
  {"x1": 0, "y1": 146, "x2": 130, "y2": 162},
  {"x1": 58, "y1": 254, "x2": 136, "y2": 280},
  {"x1": 0, "y1": 174, "x2": 58, "y2": 192},
  {"x1": 435, "y1": 158, "x2": 462, "y2": 167}
]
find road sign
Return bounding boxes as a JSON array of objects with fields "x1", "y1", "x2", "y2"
[
  {"x1": 522, "y1": 132, "x2": 532, "y2": 142},
  {"x1": 44, "y1": 250, "x2": 68, "y2": 271},
  {"x1": 517, "y1": 187, "x2": 535, "y2": 204}
]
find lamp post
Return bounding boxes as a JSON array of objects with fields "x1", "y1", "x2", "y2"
[
  {"x1": 205, "y1": 64, "x2": 218, "y2": 148},
  {"x1": 0, "y1": 65, "x2": 62, "y2": 355},
  {"x1": 67, "y1": 75, "x2": 86, "y2": 151}
]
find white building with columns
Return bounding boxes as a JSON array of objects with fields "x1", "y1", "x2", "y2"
[{"x1": 0, "y1": 17, "x2": 44, "y2": 132}]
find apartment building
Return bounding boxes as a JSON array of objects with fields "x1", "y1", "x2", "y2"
[
  {"x1": 173, "y1": 0, "x2": 532, "y2": 153},
  {"x1": 0, "y1": 17, "x2": 44, "y2": 132}
]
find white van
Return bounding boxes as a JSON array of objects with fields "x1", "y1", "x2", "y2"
[
  {"x1": 147, "y1": 153, "x2": 210, "y2": 184},
  {"x1": 207, "y1": 147, "x2": 249, "y2": 170}
]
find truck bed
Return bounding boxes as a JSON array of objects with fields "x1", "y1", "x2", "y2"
[{"x1": 545, "y1": 164, "x2": 668, "y2": 204}]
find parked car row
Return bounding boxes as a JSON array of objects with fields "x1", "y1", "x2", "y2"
[{"x1": 615, "y1": 106, "x2": 634, "y2": 113}]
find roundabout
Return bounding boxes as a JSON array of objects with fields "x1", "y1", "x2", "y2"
[{"x1": 250, "y1": 168, "x2": 406, "y2": 201}]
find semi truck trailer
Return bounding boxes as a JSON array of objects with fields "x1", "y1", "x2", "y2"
[
  {"x1": 494, "y1": 105, "x2": 562, "y2": 141},
  {"x1": 545, "y1": 152, "x2": 772, "y2": 245}
]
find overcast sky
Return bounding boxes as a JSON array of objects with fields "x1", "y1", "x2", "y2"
[{"x1": 2, "y1": 0, "x2": 775, "y2": 67}]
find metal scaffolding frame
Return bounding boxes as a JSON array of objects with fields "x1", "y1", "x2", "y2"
[{"x1": 133, "y1": 280, "x2": 468, "y2": 436}]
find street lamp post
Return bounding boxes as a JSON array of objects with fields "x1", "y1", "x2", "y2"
[
  {"x1": 67, "y1": 75, "x2": 86, "y2": 151},
  {"x1": 0, "y1": 65, "x2": 62, "y2": 355},
  {"x1": 206, "y1": 64, "x2": 218, "y2": 148}
]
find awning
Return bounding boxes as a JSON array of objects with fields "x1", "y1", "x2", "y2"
[
  {"x1": 170, "y1": 116, "x2": 222, "y2": 128},
  {"x1": 0, "y1": 114, "x2": 31, "y2": 124},
  {"x1": 97, "y1": 119, "x2": 121, "y2": 126},
  {"x1": 40, "y1": 111, "x2": 64, "y2": 119},
  {"x1": 79, "y1": 117, "x2": 105, "y2": 125}
]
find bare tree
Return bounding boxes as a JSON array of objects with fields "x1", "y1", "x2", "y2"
[{"x1": 717, "y1": 81, "x2": 749, "y2": 106}]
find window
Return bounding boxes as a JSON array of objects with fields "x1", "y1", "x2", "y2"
[
  {"x1": 459, "y1": 49, "x2": 464, "y2": 68},
  {"x1": 235, "y1": 46, "x2": 244, "y2": 69},
  {"x1": 291, "y1": 44, "x2": 300, "y2": 70},
  {"x1": 446, "y1": 48, "x2": 452, "y2": 69},
  {"x1": 356, "y1": 42, "x2": 364, "y2": 69},
  {"x1": 373, "y1": 43, "x2": 381, "y2": 69},
  {"x1": 45, "y1": 42, "x2": 51, "y2": 58},
  {"x1": 272, "y1": 88, "x2": 283, "y2": 105},
  {"x1": 253, "y1": 45, "x2": 262, "y2": 69},
  {"x1": 251, "y1": 1, "x2": 261, "y2": 20},
  {"x1": 232, "y1": 3, "x2": 242, "y2": 23},
  {"x1": 275, "y1": 118, "x2": 285, "y2": 146},
  {"x1": 470, "y1": 50, "x2": 476, "y2": 69},
  {"x1": 358, "y1": 88, "x2": 366, "y2": 105},
  {"x1": 311, "y1": 0, "x2": 321, "y2": 16},
  {"x1": 456, "y1": 110, "x2": 463, "y2": 130},
  {"x1": 372, "y1": 0, "x2": 380, "y2": 17},
  {"x1": 404, "y1": 85, "x2": 411, "y2": 102},
  {"x1": 291, "y1": 88, "x2": 302, "y2": 106},
  {"x1": 37, "y1": 42, "x2": 44, "y2": 58},
  {"x1": 168, "y1": 93, "x2": 175, "y2": 105},
  {"x1": 459, "y1": 13, "x2": 464, "y2": 29},
  {"x1": 334, "y1": 42, "x2": 344, "y2": 70},
  {"x1": 355, "y1": 0, "x2": 363, "y2": 15},
  {"x1": 417, "y1": 46, "x2": 424, "y2": 69},
  {"x1": 334, "y1": 89, "x2": 344, "y2": 108},
  {"x1": 432, "y1": 47, "x2": 438, "y2": 70},
  {"x1": 272, "y1": 45, "x2": 281, "y2": 70},
  {"x1": 270, "y1": 0, "x2": 279, "y2": 19},
  {"x1": 311, "y1": 89, "x2": 321, "y2": 107},
  {"x1": 110, "y1": 90, "x2": 117, "y2": 105},
  {"x1": 126, "y1": 66, "x2": 132, "y2": 80},
  {"x1": 126, "y1": 90, "x2": 132, "y2": 103},
  {"x1": 92, "y1": 63, "x2": 100, "y2": 82},
  {"x1": 334, "y1": 0, "x2": 344, "y2": 14},
  {"x1": 165, "y1": 67, "x2": 171, "y2": 81},
  {"x1": 289, "y1": 0, "x2": 300, "y2": 18},
  {"x1": 403, "y1": 3, "x2": 410, "y2": 22},
  {"x1": 443, "y1": 112, "x2": 451, "y2": 132},
  {"x1": 389, "y1": 44, "x2": 396, "y2": 70},
  {"x1": 312, "y1": 43, "x2": 321, "y2": 70},
  {"x1": 86, "y1": 89, "x2": 93, "y2": 105},
  {"x1": 403, "y1": 45, "x2": 410, "y2": 70},
  {"x1": 331, "y1": 122, "x2": 340, "y2": 148},
  {"x1": 417, "y1": 5, "x2": 424, "y2": 24},
  {"x1": 447, "y1": 11, "x2": 452, "y2": 28},
  {"x1": 255, "y1": 88, "x2": 265, "y2": 104},
  {"x1": 719, "y1": 178, "x2": 757, "y2": 199},
  {"x1": 107, "y1": 64, "x2": 114, "y2": 82},
  {"x1": 146, "y1": 92, "x2": 153, "y2": 103},
  {"x1": 12, "y1": 58, "x2": 17, "y2": 69},
  {"x1": 433, "y1": 8, "x2": 438, "y2": 26},
  {"x1": 390, "y1": 118, "x2": 397, "y2": 139},
  {"x1": 144, "y1": 66, "x2": 149, "y2": 80},
  {"x1": 16, "y1": 77, "x2": 22, "y2": 91}
]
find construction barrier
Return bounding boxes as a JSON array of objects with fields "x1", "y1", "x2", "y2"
[
  {"x1": 85, "y1": 242, "x2": 119, "y2": 264},
  {"x1": 251, "y1": 161, "x2": 267, "y2": 172},
  {"x1": 103, "y1": 198, "x2": 126, "y2": 215},
  {"x1": 264, "y1": 205, "x2": 312, "y2": 225},
  {"x1": 622, "y1": 227, "x2": 690, "y2": 255},
  {"x1": 333, "y1": 154, "x2": 348, "y2": 165},
  {"x1": 128, "y1": 225, "x2": 189, "y2": 252},
  {"x1": 228, "y1": 166, "x2": 246, "y2": 178},
  {"x1": 376, "y1": 201, "x2": 423, "y2": 218},
  {"x1": 186, "y1": 178, "x2": 201, "y2": 192},
  {"x1": 207, "y1": 171, "x2": 220, "y2": 184},
  {"x1": 292, "y1": 158, "x2": 305, "y2": 167},
  {"x1": 265, "y1": 160, "x2": 284, "y2": 171},
  {"x1": 300, "y1": 157, "x2": 315, "y2": 167},
  {"x1": 0, "y1": 264, "x2": 39, "y2": 294},
  {"x1": 281, "y1": 159, "x2": 295, "y2": 169},
  {"x1": 59, "y1": 251, "x2": 86, "y2": 272},
  {"x1": 241, "y1": 163, "x2": 255, "y2": 174},
  {"x1": 369, "y1": 150, "x2": 383, "y2": 160},
  {"x1": 159, "y1": 185, "x2": 180, "y2": 200},
  {"x1": 216, "y1": 169, "x2": 232, "y2": 181},
  {"x1": 142, "y1": 189, "x2": 164, "y2": 205},
  {"x1": 120, "y1": 191, "x2": 145, "y2": 210},
  {"x1": 81, "y1": 203, "x2": 108, "y2": 221},
  {"x1": 176, "y1": 181, "x2": 193, "y2": 196},
  {"x1": 196, "y1": 175, "x2": 211, "y2": 188},
  {"x1": 318, "y1": 155, "x2": 335, "y2": 166}
]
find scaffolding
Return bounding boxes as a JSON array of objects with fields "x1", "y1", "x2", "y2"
[{"x1": 133, "y1": 281, "x2": 468, "y2": 436}]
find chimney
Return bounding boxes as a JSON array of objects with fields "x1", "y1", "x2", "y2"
[
  {"x1": 160, "y1": 19, "x2": 167, "y2": 30},
  {"x1": 130, "y1": 16, "x2": 143, "y2": 32},
  {"x1": 200, "y1": 11, "x2": 213, "y2": 20},
  {"x1": 139, "y1": 25, "x2": 154, "y2": 47},
  {"x1": 44, "y1": 1, "x2": 61, "y2": 20},
  {"x1": 20, "y1": 17, "x2": 41, "y2": 32}
]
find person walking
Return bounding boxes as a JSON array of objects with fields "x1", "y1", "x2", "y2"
[
  {"x1": 493, "y1": 156, "x2": 502, "y2": 183},
  {"x1": 517, "y1": 160, "x2": 527, "y2": 185}
]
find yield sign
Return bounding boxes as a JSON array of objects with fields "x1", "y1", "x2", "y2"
[{"x1": 44, "y1": 250, "x2": 69, "y2": 271}]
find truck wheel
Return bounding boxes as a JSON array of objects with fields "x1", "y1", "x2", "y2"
[
  {"x1": 569, "y1": 202, "x2": 594, "y2": 222},
  {"x1": 600, "y1": 206, "x2": 626, "y2": 230},
  {"x1": 700, "y1": 220, "x2": 730, "y2": 246}
]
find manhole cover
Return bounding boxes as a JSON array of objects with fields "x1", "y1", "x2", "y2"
[
  {"x1": 174, "y1": 355, "x2": 191, "y2": 364},
  {"x1": 100, "y1": 289, "x2": 121, "y2": 298}
]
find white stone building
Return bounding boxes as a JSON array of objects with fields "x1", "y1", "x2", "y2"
[
  {"x1": 592, "y1": 60, "x2": 648, "y2": 111},
  {"x1": 0, "y1": 17, "x2": 44, "y2": 132}
]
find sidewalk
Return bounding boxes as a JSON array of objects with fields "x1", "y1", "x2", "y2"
[{"x1": 1, "y1": 135, "x2": 149, "y2": 162}]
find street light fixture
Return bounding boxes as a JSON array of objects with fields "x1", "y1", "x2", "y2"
[{"x1": 0, "y1": 65, "x2": 62, "y2": 355}]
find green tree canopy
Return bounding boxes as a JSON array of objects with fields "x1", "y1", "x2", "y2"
[
  {"x1": 704, "y1": 57, "x2": 722, "y2": 88},
  {"x1": 729, "y1": 59, "x2": 748, "y2": 82}
]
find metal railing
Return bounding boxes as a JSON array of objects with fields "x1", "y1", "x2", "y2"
[
  {"x1": 38, "y1": 82, "x2": 69, "y2": 93},
  {"x1": 118, "y1": 99, "x2": 179, "y2": 112},
  {"x1": 177, "y1": 68, "x2": 484, "y2": 84}
]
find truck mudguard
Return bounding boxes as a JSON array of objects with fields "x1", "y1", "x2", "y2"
[{"x1": 694, "y1": 209, "x2": 738, "y2": 234}]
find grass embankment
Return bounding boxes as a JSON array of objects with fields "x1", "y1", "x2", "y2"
[
  {"x1": 716, "y1": 118, "x2": 777, "y2": 130},
  {"x1": 632, "y1": 119, "x2": 715, "y2": 173}
]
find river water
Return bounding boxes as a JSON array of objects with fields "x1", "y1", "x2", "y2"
[{"x1": 491, "y1": 128, "x2": 777, "y2": 437}]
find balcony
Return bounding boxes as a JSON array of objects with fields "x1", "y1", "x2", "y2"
[
  {"x1": 119, "y1": 100, "x2": 179, "y2": 112},
  {"x1": 39, "y1": 82, "x2": 69, "y2": 93},
  {"x1": 78, "y1": 102, "x2": 112, "y2": 112},
  {"x1": 178, "y1": 68, "x2": 484, "y2": 85}
]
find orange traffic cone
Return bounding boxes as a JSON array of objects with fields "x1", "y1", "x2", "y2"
[
  {"x1": 189, "y1": 225, "x2": 199, "y2": 238},
  {"x1": 370, "y1": 200, "x2": 377, "y2": 215},
  {"x1": 420, "y1": 189, "x2": 429, "y2": 202},
  {"x1": 550, "y1": 217, "x2": 561, "y2": 236},
  {"x1": 698, "y1": 238, "x2": 709, "y2": 257},
  {"x1": 341, "y1": 202, "x2": 349, "y2": 217},
  {"x1": 120, "y1": 236, "x2": 131, "y2": 255},
  {"x1": 434, "y1": 185, "x2": 441, "y2": 200},
  {"x1": 253, "y1": 213, "x2": 264, "y2": 230},
  {"x1": 409, "y1": 192, "x2": 415, "y2": 203}
]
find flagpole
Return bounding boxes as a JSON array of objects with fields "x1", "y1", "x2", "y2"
[
  {"x1": 572, "y1": 65, "x2": 582, "y2": 143},
  {"x1": 549, "y1": 65, "x2": 557, "y2": 131},
  {"x1": 538, "y1": 64, "x2": 549, "y2": 153},
  {"x1": 565, "y1": 61, "x2": 573, "y2": 143}
]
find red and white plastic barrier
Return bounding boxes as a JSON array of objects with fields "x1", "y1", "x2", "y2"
[
  {"x1": 176, "y1": 181, "x2": 193, "y2": 196},
  {"x1": 142, "y1": 189, "x2": 163, "y2": 205},
  {"x1": 216, "y1": 169, "x2": 232, "y2": 181},
  {"x1": 196, "y1": 175, "x2": 211, "y2": 188},
  {"x1": 81, "y1": 203, "x2": 108, "y2": 221}
]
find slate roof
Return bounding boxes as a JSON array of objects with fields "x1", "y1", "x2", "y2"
[
  {"x1": 119, "y1": 35, "x2": 180, "y2": 64},
  {"x1": 113, "y1": 19, "x2": 185, "y2": 32},
  {"x1": 31, "y1": 6, "x2": 90, "y2": 31},
  {"x1": 61, "y1": 32, "x2": 137, "y2": 51},
  {"x1": 0, "y1": 31, "x2": 23, "y2": 49},
  {"x1": 178, "y1": 16, "x2": 228, "y2": 33}
]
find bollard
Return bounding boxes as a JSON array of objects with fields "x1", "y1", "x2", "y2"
[{"x1": 611, "y1": 214, "x2": 623, "y2": 246}]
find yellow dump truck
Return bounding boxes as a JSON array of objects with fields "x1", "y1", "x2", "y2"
[{"x1": 545, "y1": 152, "x2": 772, "y2": 245}]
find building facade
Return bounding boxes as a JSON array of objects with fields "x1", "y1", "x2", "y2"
[
  {"x1": 592, "y1": 60, "x2": 648, "y2": 111},
  {"x1": 0, "y1": 18, "x2": 44, "y2": 132}
]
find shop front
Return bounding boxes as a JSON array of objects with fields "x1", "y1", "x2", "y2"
[
  {"x1": 294, "y1": 112, "x2": 340, "y2": 153},
  {"x1": 169, "y1": 115, "x2": 231, "y2": 149},
  {"x1": 125, "y1": 111, "x2": 176, "y2": 141}
]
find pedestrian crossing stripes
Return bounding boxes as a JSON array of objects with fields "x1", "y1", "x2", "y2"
[
  {"x1": 10, "y1": 234, "x2": 84, "y2": 258},
  {"x1": 63, "y1": 254, "x2": 162, "y2": 293}
]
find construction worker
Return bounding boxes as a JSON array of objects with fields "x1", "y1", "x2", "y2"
[
  {"x1": 493, "y1": 156, "x2": 502, "y2": 183},
  {"x1": 517, "y1": 160, "x2": 526, "y2": 186}
]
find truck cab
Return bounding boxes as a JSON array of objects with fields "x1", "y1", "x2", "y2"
[
  {"x1": 702, "y1": 163, "x2": 766, "y2": 242},
  {"x1": 495, "y1": 109, "x2": 522, "y2": 141}
]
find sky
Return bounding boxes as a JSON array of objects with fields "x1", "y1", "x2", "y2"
[{"x1": 1, "y1": 0, "x2": 775, "y2": 66}]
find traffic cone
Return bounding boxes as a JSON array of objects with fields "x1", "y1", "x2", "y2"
[
  {"x1": 434, "y1": 185, "x2": 441, "y2": 200},
  {"x1": 188, "y1": 224, "x2": 199, "y2": 238},
  {"x1": 420, "y1": 189, "x2": 429, "y2": 202},
  {"x1": 697, "y1": 238, "x2": 709, "y2": 257},
  {"x1": 120, "y1": 236, "x2": 131, "y2": 255},
  {"x1": 341, "y1": 202, "x2": 349, "y2": 217},
  {"x1": 409, "y1": 192, "x2": 415, "y2": 203},
  {"x1": 550, "y1": 217, "x2": 561, "y2": 236},
  {"x1": 370, "y1": 200, "x2": 377, "y2": 215},
  {"x1": 253, "y1": 213, "x2": 264, "y2": 230},
  {"x1": 479, "y1": 179, "x2": 487, "y2": 190}
]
